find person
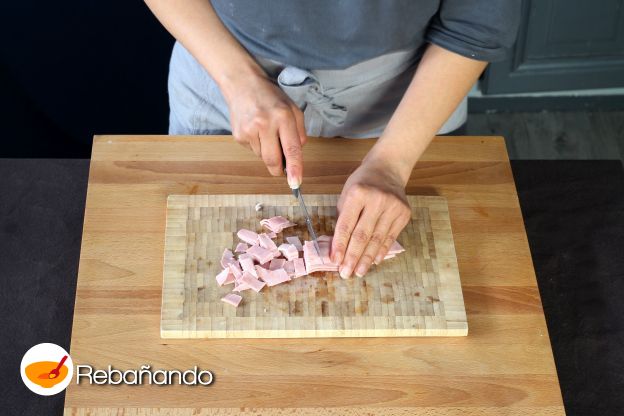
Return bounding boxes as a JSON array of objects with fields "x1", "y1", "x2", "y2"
[{"x1": 145, "y1": 0, "x2": 521, "y2": 279}]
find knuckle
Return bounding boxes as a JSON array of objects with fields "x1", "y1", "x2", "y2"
[
  {"x1": 332, "y1": 240, "x2": 347, "y2": 252},
  {"x1": 241, "y1": 124, "x2": 256, "y2": 137},
  {"x1": 351, "y1": 229, "x2": 369, "y2": 244},
  {"x1": 273, "y1": 106, "x2": 291, "y2": 121},
  {"x1": 251, "y1": 112, "x2": 269, "y2": 126},
  {"x1": 384, "y1": 234, "x2": 396, "y2": 247},
  {"x1": 335, "y1": 222, "x2": 352, "y2": 236},
  {"x1": 369, "y1": 232, "x2": 384, "y2": 245},
  {"x1": 347, "y1": 183, "x2": 368, "y2": 199},
  {"x1": 283, "y1": 144, "x2": 302, "y2": 158},
  {"x1": 262, "y1": 154, "x2": 280, "y2": 167}
]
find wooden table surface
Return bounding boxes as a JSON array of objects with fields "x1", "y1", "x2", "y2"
[{"x1": 64, "y1": 135, "x2": 565, "y2": 415}]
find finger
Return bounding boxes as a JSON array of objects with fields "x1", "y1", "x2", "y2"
[
  {"x1": 331, "y1": 193, "x2": 364, "y2": 266},
  {"x1": 232, "y1": 123, "x2": 257, "y2": 154},
  {"x1": 259, "y1": 127, "x2": 283, "y2": 177},
  {"x1": 339, "y1": 206, "x2": 381, "y2": 279},
  {"x1": 291, "y1": 106, "x2": 308, "y2": 146},
  {"x1": 278, "y1": 111, "x2": 304, "y2": 188},
  {"x1": 374, "y1": 211, "x2": 410, "y2": 264},
  {"x1": 354, "y1": 211, "x2": 396, "y2": 277},
  {"x1": 248, "y1": 133, "x2": 262, "y2": 157}
]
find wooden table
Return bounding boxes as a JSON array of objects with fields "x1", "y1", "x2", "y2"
[{"x1": 64, "y1": 135, "x2": 565, "y2": 415}]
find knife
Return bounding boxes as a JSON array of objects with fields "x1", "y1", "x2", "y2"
[
  {"x1": 292, "y1": 187, "x2": 322, "y2": 259},
  {"x1": 281, "y1": 150, "x2": 323, "y2": 259}
]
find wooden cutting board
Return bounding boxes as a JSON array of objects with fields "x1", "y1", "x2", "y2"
[{"x1": 161, "y1": 194, "x2": 467, "y2": 338}]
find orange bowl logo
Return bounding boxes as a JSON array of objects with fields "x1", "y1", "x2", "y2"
[{"x1": 20, "y1": 343, "x2": 73, "y2": 396}]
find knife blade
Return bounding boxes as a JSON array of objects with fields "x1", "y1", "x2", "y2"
[
  {"x1": 280, "y1": 145, "x2": 322, "y2": 260},
  {"x1": 292, "y1": 187, "x2": 322, "y2": 261}
]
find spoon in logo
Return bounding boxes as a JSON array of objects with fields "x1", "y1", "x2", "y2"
[{"x1": 38, "y1": 355, "x2": 68, "y2": 379}]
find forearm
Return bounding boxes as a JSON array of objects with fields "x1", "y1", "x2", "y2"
[
  {"x1": 144, "y1": 0, "x2": 265, "y2": 99},
  {"x1": 366, "y1": 44, "x2": 488, "y2": 184}
]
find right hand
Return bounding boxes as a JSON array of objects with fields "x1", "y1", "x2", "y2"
[{"x1": 222, "y1": 73, "x2": 307, "y2": 188}]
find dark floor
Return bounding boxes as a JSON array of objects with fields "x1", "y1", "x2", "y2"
[{"x1": 466, "y1": 110, "x2": 624, "y2": 162}]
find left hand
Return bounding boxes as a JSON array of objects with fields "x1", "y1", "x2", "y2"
[{"x1": 331, "y1": 157, "x2": 412, "y2": 278}]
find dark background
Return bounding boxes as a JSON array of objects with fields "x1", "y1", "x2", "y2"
[{"x1": 0, "y1": 1, "x2": 173, "y2": 158}]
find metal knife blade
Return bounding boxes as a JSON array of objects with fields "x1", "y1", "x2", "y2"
[{"x1": 292, "y1": 187, "x2": 322, "y2": 260}]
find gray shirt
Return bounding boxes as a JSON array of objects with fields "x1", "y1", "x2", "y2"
[{"x1": 210, "y1": 0, "x2": 522, "y2": 70}]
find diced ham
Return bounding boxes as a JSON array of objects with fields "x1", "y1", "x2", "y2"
[
  {"x1": 235, "y1": 242, "x2": 249, "y2": 253},
  {"x1": 237, "y1": 228, "x2": 259, "y2": 245},
  {"x1": 220, "y1": 248, "x2": 236, "y2": 269},
  {"x1": 278, "y1": 243, "x2": 299, "y2": 261},
  {"x1": 260, "y1": 216, "x2": 296, "y2": 233},
  {"x1": 224, "y1": 218, "x2": 406, "y2": 308},
  {"x1": 216, "y1": 268, "x2": 235, "y2": 286},
  {"x1": 258, "y1": 233, "x2": 279, "y2": 254},
  {"x1": 246, "y1": 244, "x2": 276, "y2": 264},
  {"x1": 293, "y1": 258, "x2": 307, "y2": 278},
  {"x1": 285, "y1": 236, "x2": 303, "y2": 251},
  {"x1": 228, "y1": 262, "x2": 243, "y2": 279},
  {"x1": 221, "y1": 293, "x2": 242, "y2": 307},
  {"x1": 240, "y1": 271, "x2": 266, "y2": 293},
  {"x1": 303, "y1": 237, "x2": 339, "y2": 274},
  {"x1": 233, "y1": 281, "x2": 251, "y2": 292},
  {"x1": 239, "y1": 256, "x2": 258, "y2": 278},
  {"x1": 255, "y1": 265, "x2": 272, "y2": 282},
  {"x1": 262, "y1": 268, "x2": 291, "y2": 286},
  {"x1": 269, "y1": 258, "x2": 285, "y2": 271},
  {"x1": 238, "y1": 252, "x2": 252, "y2": 261},
  {"x1": 388, "y1": 240, "x2": 405, "y2": 255},
  {"x1": 283, "y1": 260, "x2": 295, "y2": 277}
]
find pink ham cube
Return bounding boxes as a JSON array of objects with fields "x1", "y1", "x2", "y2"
[
  {"x1": 260, "y1": 216, "x2": 296, "y2": 233},
  {"x1": 293, "y1": 258, "x2": 307, "y2": 278},
  {"x1": 269, "y1": 258, "x2": 285, "y2": 271},
  {"x1": 221, "y1": 293, "x2": 242, "y2": 307},
  {"x1": 239, "y1": 271, "x2": 266, "y2": 293},
  {"x1": 216, "y1": 268, "x2": 235, "y2": 286},
  {"x1": 234, "y1": 242, "x2": 249, "y2": 253},
  {"x1": 220, "y1": 248, "x2": 236, "y2": 269},
  {"x1": 246, "y1": 244, "x2": 276, "y2": 264},
  {"x1": 239, "y1": 256, "x2": 258, "y2": 278},
  {"x1": 262, "y1": 268, "x2": 291, "y2": 287},
  {"x1": 285, "y1": 236, "x2": 304, "y2": 251},
  {"x1": 278, "y1": 243, "x2": 299, "y2": 261},
  {"x1": 237, "y1": 228, "x2": 259, "y2": 245}
]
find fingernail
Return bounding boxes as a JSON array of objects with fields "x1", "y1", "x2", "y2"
[
  {"x1": 374, "y1": 255, "x2": 383, "y2": 265},
  {"x1": 355, "y1": 264, "x2": 367, "y2": 277},
  {"x1": 339, "y1": 265, "x2": 352, "y2": 279},
  {"x1": 287, "y1": 174, "x2": 300, "y2": 189}
]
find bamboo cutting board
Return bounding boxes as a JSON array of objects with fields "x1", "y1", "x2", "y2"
[{"x1": 161, "y1": 194, "x2": 467, "y2": 338}]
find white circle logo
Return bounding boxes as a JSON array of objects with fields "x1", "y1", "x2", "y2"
[{"x1": 20, "y1": 343, "x2": 74, "y2": 396}]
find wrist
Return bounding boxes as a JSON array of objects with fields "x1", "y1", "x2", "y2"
[
  {"x1": 213, "y1": 59, "x2": 267, "y2": 102},
  {"x1": 363, "y1": 141, "x2": 420, "y2": 186}
]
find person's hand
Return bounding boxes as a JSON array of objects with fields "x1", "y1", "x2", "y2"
[
  {"x1": 222, "y1": 73, "x2": 307, "y2": 188},
  {"x1": 331, "y1": 157, "x2": 411, "y2": 279}
]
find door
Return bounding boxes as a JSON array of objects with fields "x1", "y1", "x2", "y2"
[{"x1": 482, "y1": 0, "x2": 624, "y2": 94}]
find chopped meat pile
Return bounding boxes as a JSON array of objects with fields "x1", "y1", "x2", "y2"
[{"x1": 217, "y1": 215, "x2": 405, "y2": 307}]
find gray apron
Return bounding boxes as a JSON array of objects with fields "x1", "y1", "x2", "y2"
[{"x1": 168, "y1": 41, "x2": 466, "y2": 137}]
